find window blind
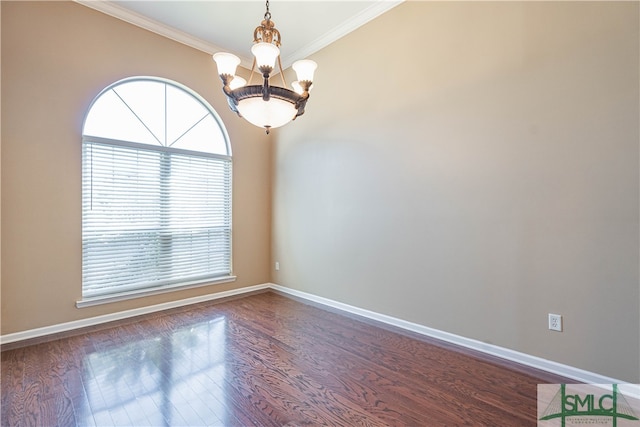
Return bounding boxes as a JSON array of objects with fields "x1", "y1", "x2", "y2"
[{"x1": 82, "y1": 139, "x2": 232, "y2": 298}]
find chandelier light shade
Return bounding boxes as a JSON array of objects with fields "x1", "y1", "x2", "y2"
[
  {"x1": 292, "y1": 60, "x2": 318, "y2": 83},
  {"x1": 212, "y1": 0, "x2": 317, "y2": 134},
  {"x1": 251, "y1": 42, "x2": 280, "y2": 70},
  {"x1": 212, "y1": 52, "x2": 241, "y2": 76}
]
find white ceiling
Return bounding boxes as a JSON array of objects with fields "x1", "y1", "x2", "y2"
[{"x1": 76, "y1": 1, "x2": 403, "y2": 69}]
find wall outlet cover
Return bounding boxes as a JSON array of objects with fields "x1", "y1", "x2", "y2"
[{"x1": 548, "y1": 313, "x2": 562, "y2": 332}]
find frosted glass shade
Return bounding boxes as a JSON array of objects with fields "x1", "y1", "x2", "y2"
[
  {"x1": 291, "y1": 81, "x2": 303, "y2": 95},
  {"x1": 293, "y1": 60, "x2": 317, "y2": 82},
  {"x1": 251, "y1": 42, "x2": 280, "y2": 70},
  {"x1": 236, "y1": 97, "x2": 297, "y2": 130},
  {"x1": 229, "y1": 76, "x2": 247, "y2": 90},
  {"x1": 213, "y1": 53, "x2": 240, "y2": 76}
]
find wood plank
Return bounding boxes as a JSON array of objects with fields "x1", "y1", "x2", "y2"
[{"x1": 1, "y1": 291, "x2": 572, "y2": 426}]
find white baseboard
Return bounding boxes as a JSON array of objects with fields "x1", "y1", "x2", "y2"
[
  {"x1": 0, "y1": 281, "x2": 629, "y2": 386},
  {"x1": 269, "y1": 283, "x2": 628, "y2": 385},
  {"x1": 0, "y1": 283, "x2": 270, "y2": 345}
]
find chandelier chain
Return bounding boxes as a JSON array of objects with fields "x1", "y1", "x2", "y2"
[{"x1": 264, "y1": 0, "x2": 271, "y2": 21}]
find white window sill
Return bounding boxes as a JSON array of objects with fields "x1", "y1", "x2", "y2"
[{"x1": 76, "y1": 275, "x2": 237, "y2": 308}]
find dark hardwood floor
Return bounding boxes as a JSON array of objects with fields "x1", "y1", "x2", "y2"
[{"x1": 2, "y1": 290, "x2": 569, "y2": 426}]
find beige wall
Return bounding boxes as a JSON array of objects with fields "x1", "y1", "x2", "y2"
[
  {"x1": 273, "y1": 2, "x2": 640, "y2": 382},
  {"x1": 2, "y1": 0, "x2": 639, "y2": 383},
  {"x1": 1, "y1": 1, "x2": 271, "y2": 334}
]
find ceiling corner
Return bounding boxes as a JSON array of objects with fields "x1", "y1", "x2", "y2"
[
  {"x1": 280, "y1": 0, "x2": 404, "y2": 68},
  {"x1": 74, "y1": 0, "x2": 226, "y2": 55}
]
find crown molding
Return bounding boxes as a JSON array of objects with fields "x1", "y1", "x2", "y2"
[
  {"x1": 74, "y1": 0, "x2": 253, "y2": 68},
  {"x1": 280, "y1": 1, "x2": 404, "y2": 69},
  {"x1": 75, "y1": 0, "x2": 403, "y2": 71}
]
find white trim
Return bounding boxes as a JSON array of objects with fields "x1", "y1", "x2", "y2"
[
  {"x1": 2, "y1": 281, "x2": 631, "y2": 386},
  {"x1": 76, "y1": 276, "x2": 237, "y2": 308},
  {"x1": 1, "y1": 283, "x2": 269, "y2": 345},
  {"x1": 280, "y1": 1, "x2": 404, "y2": 69},
  {"x1": 73, "y1": 0, "x2": 234, "y2": 58},
  {"x1": 74, "y1": 0, "x2": 403, "y2": 70},
  {"x1": 269, "y1": 284, "x2": 629, "y2": 385}
]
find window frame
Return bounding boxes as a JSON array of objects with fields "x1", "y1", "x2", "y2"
[{"x1": 77, "y1": 77, "x2": 235, "y2": 308}]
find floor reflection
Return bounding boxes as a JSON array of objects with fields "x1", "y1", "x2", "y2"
[{"x1": 82, "y1": 316, "x2": 229, "y2": 426}]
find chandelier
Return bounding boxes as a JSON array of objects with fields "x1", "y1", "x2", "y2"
[{"x1": 213, "y1": 1, "x2": 318, "y2": 134}]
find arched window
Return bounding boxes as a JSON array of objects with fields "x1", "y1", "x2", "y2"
[{"x1": 80, "y1": 77, "x2": 233, "y2": 304}]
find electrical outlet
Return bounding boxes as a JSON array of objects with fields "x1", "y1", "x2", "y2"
[
  {"x1": 275, "y1": 261, "x2": 280, "y2": 271},
  {"x1": 548, "y1": 313, "x2": 562, "y2": 332}
]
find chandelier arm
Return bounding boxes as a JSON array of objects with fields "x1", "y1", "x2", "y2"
[
  {"x1": 277, "y1": 55, "x2": 287, "y2": 87},
  {"x1": 294, "y1": 92, "x2": 309, "y2": 118},
  {"x1": 220, "y1": 84, "x2": 240, "y2": 116},
  {"x1": 247, "y1": 57, "x2": 257, "y2": 86}
]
